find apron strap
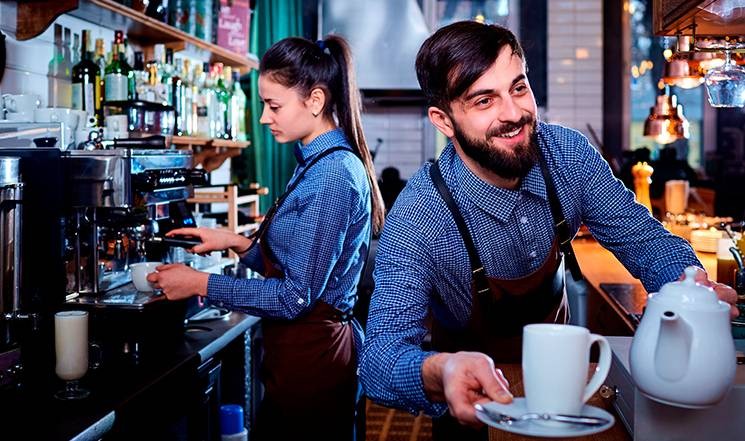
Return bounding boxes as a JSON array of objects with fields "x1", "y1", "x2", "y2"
[
  {"x1": 248, "y1": 146, "x2": 356, "y2": 253},
  {"x1": 429, "y1": 162, "x2": 491, "y2": 297},
  {"x1": 534, "y1": 139, "x2": 584, "y2": 282}
]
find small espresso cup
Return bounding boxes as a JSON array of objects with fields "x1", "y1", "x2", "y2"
[
  {"x1": 522, "y1": 324, "x2": 611, "y2": 420},
  {"x1": 130, "y1": 262, "x2": 162, "y2": 292}
]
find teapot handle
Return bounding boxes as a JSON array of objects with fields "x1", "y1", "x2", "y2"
[{"x1": 582, "y1": 333, "x2": 612, "y2": 404}]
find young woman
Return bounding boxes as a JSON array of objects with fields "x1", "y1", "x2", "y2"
[{"x1": 148, "y1": 35, "x2": 384, "y2": 440}]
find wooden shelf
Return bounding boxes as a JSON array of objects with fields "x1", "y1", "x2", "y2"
[
  {"x1": 172, "y1": 136, "x2": 250, "y2": 171},
  {"x1": 16, "y1": 0, "x2": 258, "y2": 72},
  {"x1": 172, "y1": 136, "x2": 250, "y2": 149},
  {"x1": 189, "y1": 185, "x2": 265, "y2": 256},
  {"x1": 211, "y1": 138, "x2": 251, "y2": 149}
]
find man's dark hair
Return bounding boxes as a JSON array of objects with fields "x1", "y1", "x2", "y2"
[{"x1": 415, "y1": 21, "x2": 524, "y2": 111}]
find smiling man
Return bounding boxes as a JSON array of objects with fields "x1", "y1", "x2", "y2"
[{"x1": 358, "y1": 21, "x2": 736, "y2": 441}]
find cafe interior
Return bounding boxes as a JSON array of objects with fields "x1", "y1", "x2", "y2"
[{"x1": 1, "y1": 0, "x2": 745, "y2": 440}]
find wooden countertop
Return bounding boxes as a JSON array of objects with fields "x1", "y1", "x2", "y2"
[
  {"x1": 573, "y1": 236, "x2": 719, "y2": 335},
  {"x1": 573, "y1": 237, "x2": 717, "y2": 291},
  {"x1": 488, "y1": 364, "x2": 629, "y2": 441}
]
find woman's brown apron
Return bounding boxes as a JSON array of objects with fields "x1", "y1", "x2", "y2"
[
  {"x1": 427, "y1": 153, "x2": 582, "y2": 441},
  {"x1": 249, "y1": 147, "x2": 360, "y2": 441}
]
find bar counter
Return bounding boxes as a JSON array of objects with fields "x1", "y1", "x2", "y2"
[
  {"x1": 1, "y1": 311, "x2": 260, "y2": 441},
  {"x1": 573, "y1": 236, "x2": 717, "y2": 335}
]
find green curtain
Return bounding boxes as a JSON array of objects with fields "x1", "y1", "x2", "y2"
[{"x1": 235, "y1": 0, "x2": 303, "y2": 212}]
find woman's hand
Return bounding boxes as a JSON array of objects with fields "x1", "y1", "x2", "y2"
[
  {"x1": 146, "y1": 264, "x2": 210, "y2": 301},
  {"x1": 167, "y1": 227, "x2": 253, "y2": 255}
]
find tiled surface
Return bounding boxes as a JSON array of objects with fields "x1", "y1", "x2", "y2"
[
  {"x1": 362, "y1": 107, "x2": 429, "y2": 180},
  {"x1": 545, "y1": 0, "x2": 603, "y2": 143}
]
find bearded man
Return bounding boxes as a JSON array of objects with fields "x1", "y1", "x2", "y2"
[{"x1": 358, "y1": 21, "x2": 736, "y2": 441}]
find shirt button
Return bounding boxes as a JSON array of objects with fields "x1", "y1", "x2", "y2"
[
  {"x1": 297, "y1": 298, "x2": 305, "y2": 305},
  {"x1": 529, "y1": 250, "x2": 537, "y2": 258},
  {"x1": 520, "y1": 216, "x2": 528, "y2": 224}
]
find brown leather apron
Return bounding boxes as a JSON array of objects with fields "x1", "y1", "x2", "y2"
[
  {"x1": 249, "y1": 147, "x2": 360, "y2": 441},
  {"x1": 427, "y1": 154, "x2": 581, "y2": 441}
]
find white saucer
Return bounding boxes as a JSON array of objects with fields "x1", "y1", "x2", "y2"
[{"x1": 475, "y1": 398, "x2": 615, "y2": 438}]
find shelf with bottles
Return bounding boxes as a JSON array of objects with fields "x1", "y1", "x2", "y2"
[{"x1": 16, "y1": 0, "x2": 259, "y2": 72}]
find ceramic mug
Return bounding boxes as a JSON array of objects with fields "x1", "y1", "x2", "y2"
[
  {"x1": 130, "y1": 262, "x2": 162, "y2": 292},
  {"x1": 105, "y1": 115, "x2": 129, "y2": 133},
  {"x1": 2, "y1": 93, "x2": 40, "y2": 115},
  {"x1": 522, "y1": 324, "x2": 611, "y2": 423}
]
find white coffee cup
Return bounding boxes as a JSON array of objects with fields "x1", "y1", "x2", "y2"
[
  {"x1": 522, "y1": 324, "x2": 611, "y2": 421},
  {"x1": 34, "y1": 107, "x2": 80, "y2": 130},
  {"x1": 105, "y1": 115, "x2": 129, "y2": 133},
  {"x1": 3, "y1": 93, "x2": 40, "y2": 115},
  {"x1": 130, "y1": 262, "x2": 162, "y2": 292}
]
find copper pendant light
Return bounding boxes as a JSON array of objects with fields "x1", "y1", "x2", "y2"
[
  {"x1": 643, "y1": 87, "x2": 689, "y2": 144},
  {"x1": 661, "y1": 36, "x2": 705, "y2": 89}
]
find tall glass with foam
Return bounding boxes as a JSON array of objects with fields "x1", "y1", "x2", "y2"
[{"x1": 54, "y1": 310, "x2": 90, "y2": 399}]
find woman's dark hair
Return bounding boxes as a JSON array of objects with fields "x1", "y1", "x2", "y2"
[
  {"x1": 260, "y1": 35, "x2": 385, "y2": 233},
  {"x1": 415, "y1": 21, "x2": 524, "y2": 112}
]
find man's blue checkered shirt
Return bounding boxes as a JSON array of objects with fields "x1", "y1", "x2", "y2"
[
  {"x1": 359, "y1": 122, "x2": 701, "y2": 416},
  {"x1": 206, "y1": 129, "x2": 371, "y2": 338}
]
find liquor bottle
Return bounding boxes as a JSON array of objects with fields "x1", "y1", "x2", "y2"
[
  {"x1": 104, "y1": 31, "x2": 130, "y2": 102},
  {"x1": 215, "y1": 63, "x2": 231, "y2": 139},
  {"x1": 149, "y1": 44, "x2": 168, "y2": 104},
  {"x1": 231, "y1": 69, "x2": 247, "y2": 141},
  {"x1": 195, "y1": 62, "x2": 211, "y2": 137},
  {"x1": 163, "y1": 48, "x2": 175, "y2": 104},
  {"x1": 182, "y1": 59, "x2": 194, "y2": 136},
  {"x1": 132, "y1": 51, "x2": 151, "y2": 101},
  {"x1": 171, "y1": 57, "x2": 185, "y2": 136},
  {"x1": 47, "y1": 24, "x2": 66, "y2": 108},
  {"x1": 94, "y1": 38, "x2": 107, "y2": 121},
  {"x1": 71, "y1": 30, "x2": 101, "y2": 126},
  {"x1": 61, "y1": 27, "x2": 73, "y2": 106},
  {"x1": 72, "y1": 33, "x2": 80, "y2": 67}
]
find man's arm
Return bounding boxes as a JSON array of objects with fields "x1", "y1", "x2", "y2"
[
  {"x1": 360, "y1": 211, "x2": 446, "y2": 415},
  {"x1": 360, "y1": 200, "x2": 513, "y2": 424},
  {"x1": 570, "y1": 134, "x2": 700, "y2": 293}
]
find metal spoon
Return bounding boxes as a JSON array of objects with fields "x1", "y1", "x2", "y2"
[{"x1": 474, "y1": 403, "x2": 610, "y2": 426}]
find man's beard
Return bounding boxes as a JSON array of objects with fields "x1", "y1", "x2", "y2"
[{"x1": 453, "y1": 114, "x2": 539, "y2": 180}]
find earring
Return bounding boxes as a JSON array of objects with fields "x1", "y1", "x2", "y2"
[{"x1": 312, "y1": 111, "x2": 319, "y2": 117}]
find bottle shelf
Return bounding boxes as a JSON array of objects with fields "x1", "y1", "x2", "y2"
[{"x1": 16, "y1": 0, "x2": 259, "y2": 72}]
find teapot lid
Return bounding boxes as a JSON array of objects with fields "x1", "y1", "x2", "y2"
[{"x1": 653, "y1": 266, "x2": 721, "y2": 309}]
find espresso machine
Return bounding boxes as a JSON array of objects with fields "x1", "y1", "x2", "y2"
[
  {"x1": 0, "y1": 147, "x2": 66, "y2": 393},
  {"x1": 0, "y1": 157, "x2": 25, "y2": 387},
  {"x1": 61, "y1": 137, "x2": 209, "y2": 363}
]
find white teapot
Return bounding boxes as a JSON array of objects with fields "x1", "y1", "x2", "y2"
[{"x1": 629, "y1": 266, "x2": 736, "y2": 408}]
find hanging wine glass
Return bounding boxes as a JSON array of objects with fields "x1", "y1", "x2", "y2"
[{"x1": 704, "y1": 46, "x2": 745, "y2": 107}]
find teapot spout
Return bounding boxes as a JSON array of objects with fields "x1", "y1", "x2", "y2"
[{"x1": 654, "y1": 311, "x2": 693, "y2": 382}]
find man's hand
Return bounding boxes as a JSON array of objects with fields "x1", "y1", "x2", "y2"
[
  {"x1": 681, "y1": 267, "x2": 738, "y2": 319},
  {"x1": 422, "y1": 352, "x2": 513, "y2": 427},
  {"x1": 147, "y1": 264, "x2": 210, "y2": 301}
]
